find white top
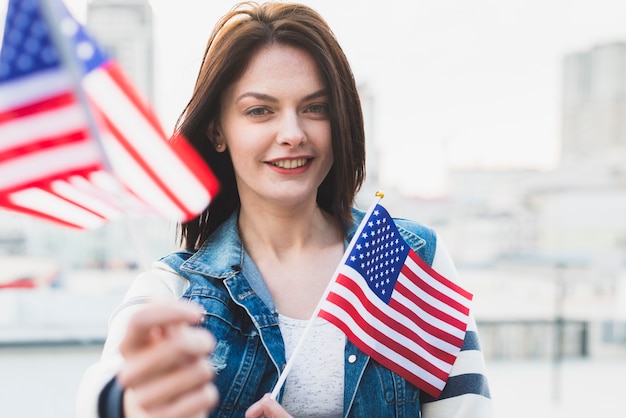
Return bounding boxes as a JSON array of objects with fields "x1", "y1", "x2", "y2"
[{"x1": 279, "y1": 314, "x2": 345, "y2": 417}]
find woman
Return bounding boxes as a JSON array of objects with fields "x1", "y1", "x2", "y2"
[{"x1": 77, "y1": 2, "x2": 493, "y2": 417}]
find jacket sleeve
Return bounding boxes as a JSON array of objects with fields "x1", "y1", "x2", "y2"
[
  {"x1": 420, "y1": 237, "x2": 494, "y2": 418},
  {"x1": 74, "y1": 262, "x2": 189, "y2": 418}
]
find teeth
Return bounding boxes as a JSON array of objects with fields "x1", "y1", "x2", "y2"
[{"x1": 273, "y1": 158, "x2": 308, "y2": 169}]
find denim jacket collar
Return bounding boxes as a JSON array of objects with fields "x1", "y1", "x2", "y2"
[
  {"x1": 179, "y1": 210, "x2": 245, "y2": 280},
  {"x1": 179, "y1": 206, "x2": 428, "y2": 279}
]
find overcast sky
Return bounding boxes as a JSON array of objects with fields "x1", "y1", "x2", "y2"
[{"x1": 4, "y1": 0, "x2": 626, "y2": 196}]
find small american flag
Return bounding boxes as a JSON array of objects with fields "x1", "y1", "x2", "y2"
[
  {"x1": 0, "y1": 0, "x2": 219, "y2": 229},
  {"x1": 318, "y1": 203, "x2": 473, "y2": 397}
]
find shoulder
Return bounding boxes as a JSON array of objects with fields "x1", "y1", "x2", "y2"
[
  {"x1": 159, "y1": 249, "x2": 195, "y2": 271},
  {"x1": 122, "y1": 259, "x2": 191, "y2": 302},
  {"x1": 393, "y1": 216, "x2": 437, "y2": 245},
  {"x1": 394, "y1": 215, "x2": 438, "y2": 267}
]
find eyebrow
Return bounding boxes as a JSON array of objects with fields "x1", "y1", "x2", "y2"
[{"x1": 235, "y1": 89, "x2": 328, "y2": 103}]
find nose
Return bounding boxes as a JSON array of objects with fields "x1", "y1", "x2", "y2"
[{"x1": 277, "y1": 112, "x2": 306, "y2": 147}]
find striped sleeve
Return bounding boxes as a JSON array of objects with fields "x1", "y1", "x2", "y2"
[{"x1": 420, "y1": 238, "x2": 494, "y2": 418}]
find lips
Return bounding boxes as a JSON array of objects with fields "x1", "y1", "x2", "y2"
[{"x1": 270, "y1": 158, "x2": 309, "y2": 169}]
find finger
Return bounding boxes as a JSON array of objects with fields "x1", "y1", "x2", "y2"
[
  {"x1": 245, "y1": 394, "x2": 292, "y2": 418},
  {"x1": 119, "y1": 326, "x2": 214, "y2": 387},
  {"x1": 120, "y1": 301, "x2": 205, "y2": 353},
  {"x1": 244, "y1": 396, "x2": 264, "y2": 418},
  {"x1": 131, "y1": 356, "x2": 215, "y2": 409}
]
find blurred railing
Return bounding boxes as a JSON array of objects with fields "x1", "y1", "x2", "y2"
[{"x1": 477, "y1": 319, "x2": 590, "y2": 359}]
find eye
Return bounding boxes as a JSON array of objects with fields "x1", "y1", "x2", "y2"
[
  {"x1": 305, "y1": 103, "x2": 329, "y2": 117},
  {"x1": 245, "y1": 107, "x2": 272, "y2": 117}
]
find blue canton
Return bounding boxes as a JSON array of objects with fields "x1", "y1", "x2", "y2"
[
  {"x1": 0, "y1": 0, "x2": 59, "y2": 81},
  {"x1": 0, "y1": 0, "x2": 108, "y2": 83},
  {"x1": 344, "y1": 204, "x2": 409, "y2": 304}
]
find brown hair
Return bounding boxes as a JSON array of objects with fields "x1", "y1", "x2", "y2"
[{"x1": 176, "y1": 2, "x2": 365, "y2": 249}]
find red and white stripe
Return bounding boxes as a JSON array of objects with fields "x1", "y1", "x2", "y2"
[
  {"x1": 0, "y1": 62, "x2": 219, "y2": 229},
  {"x1": 319, "y1": 249, "x2": 473, "y2": 397},
  {"x1": 0, "y1": 70, "x2": 102, "y2": 190},
  {"x1": 0, "y1": 67, "x2": 110, "y2": 228},
  {"x1": 83, "y1": 62, "x2": 218, "y2": 222}
]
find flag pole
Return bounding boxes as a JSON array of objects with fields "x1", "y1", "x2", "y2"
[
  {"x1": 270, "y1": 191, "x2": 385, "y2": 400},
  {"x1": 37, "y1": 0, "x2": 112, "y2": 172},
  {"x1": 37, "y1": 0, "x2": 151, "y2": 270}
]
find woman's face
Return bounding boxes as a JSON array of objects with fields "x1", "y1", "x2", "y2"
[{"x1": 217, "y1": 44, "x2": 333, "y2": 210}]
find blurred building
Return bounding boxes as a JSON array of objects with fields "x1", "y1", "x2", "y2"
[
  {"x1": 562, "y1": 42, "x2": 626, "y2": 160},
  {"x1": 86, "y1": 0, "x2": 155, "y2": 102},
  {"x1": 411, "y1": 41, "x2": 626, "y2": 266},
  {"x1": 360, "y1": 41, "x2": 626, "y2": 359},
  {"x1": 531, "y1": 42, "x2": 626, "y2": 262}
]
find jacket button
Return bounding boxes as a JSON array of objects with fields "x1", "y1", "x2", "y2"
[
  {"x1": 348, "y1": 354, "x2": 357, "y2": 363},
  {"x1": 231, "y1": 265, "x2": 242, "y2": 272}
]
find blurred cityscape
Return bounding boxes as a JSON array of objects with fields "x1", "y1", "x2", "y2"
[
  {"x1": 1, "y1": 0, "x2": 625, "y2": 417},
  {"x1": 358, "y1": 40, "x2": 626, "y2": 361}
]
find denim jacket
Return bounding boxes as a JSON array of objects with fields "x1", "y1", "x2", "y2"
[{"x1": 160, "y1": 208, "x2": 437, "y2": 418}]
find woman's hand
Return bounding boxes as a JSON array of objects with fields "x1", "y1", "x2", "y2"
[
  {"x1": 245, "y1": 394, "x2": 293, "y2": 418},
  {"x1": 117, "y1": 301, "x2": 219, "y2": 418}
]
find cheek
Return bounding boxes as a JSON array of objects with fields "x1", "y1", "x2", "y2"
[
  {"x1": 313, "y1": 123, "x2": 332, "y2": 153},
  {"x1": 223, "y1": 122, "x2": 273, "y2": 149},
  {"x1": 221, "y1": 128, "x2": 254, "y2": 158}
]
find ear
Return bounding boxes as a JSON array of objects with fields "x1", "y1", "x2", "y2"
[{"x1": 207, "y1": 121, "x2": 227, "y2": 152}]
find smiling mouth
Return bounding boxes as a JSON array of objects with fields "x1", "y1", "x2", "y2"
[{"x1": 270, "y1": 158, "x2": 310, "y2": 169}]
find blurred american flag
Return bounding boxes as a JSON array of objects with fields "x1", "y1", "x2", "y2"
[{"x1": 0, "y1": 0, "x2": 218, "y2": 229}]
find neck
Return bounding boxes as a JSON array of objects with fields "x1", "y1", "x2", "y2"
[{"x1": 238, "y1": 201, "x2": 341, "y2": 259}]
